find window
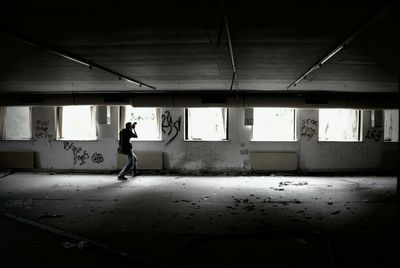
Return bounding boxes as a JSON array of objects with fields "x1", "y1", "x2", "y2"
[
  {"x1": 185, "y1": 108, "x2": 228, "y2": 141},
  {"x1": 59, "y1": 106, "x2": 96, "y2": 140},
  {"x1": 319, "y1": 109, "x2": 362, "y2": 142},
  {"x1": 121, "y1": 106, "x2": 161, "y2": 140},
  {"x1": 384, "y1": 110, "x2": 399, "y2": 142},
  {"x1": 252, "y1": 108, "x2": 296, "y2": 141},
  {"x1": 0, "y1": 107, "x2": 31, "y2": 140}
]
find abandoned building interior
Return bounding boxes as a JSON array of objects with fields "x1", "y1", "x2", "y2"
[{"x1": 0, "y1": 0, "x2": 399, "y2": 267}]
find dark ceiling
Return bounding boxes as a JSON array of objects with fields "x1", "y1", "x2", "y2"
[{"x1": 0, "y1": 0, "x2": 398, "y2": 93}]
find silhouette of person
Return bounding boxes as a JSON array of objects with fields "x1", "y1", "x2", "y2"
[{"x1": 117, "y1": 122, "x2": 138, "y2": 180}]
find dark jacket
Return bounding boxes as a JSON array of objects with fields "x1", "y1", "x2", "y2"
[{"x1": 119, "y1": 128, "x2": 137, "y2": 154}]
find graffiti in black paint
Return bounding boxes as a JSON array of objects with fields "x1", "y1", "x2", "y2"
[
  {"x1": 63, "y1": 141, "x2": 104, "y2": 165},
  {"x1": 301, "y1": 119, "x2": 318, "y2": 141},
  {"x1": 91, "y1": 153, "x2": 104, "y2": 164},
  {"x1": 365, "y1": 128, "x2": 383, "y2": 142},
  {"x1": 34, "y1": 120, "x2": 54, "y2": 145},
  {"x1": 162, "y1": 111, "x2": 181, "y2": 145}
]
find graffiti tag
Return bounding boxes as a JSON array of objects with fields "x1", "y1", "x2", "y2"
[
  {"x1": 365, "y1": 128, "x2": 383, "y2": 142},
  {"x1": 162, "y1": 111, "x2": 181, "y2": 145},
  {"x1": 63, "y1": 141, "x2": 104, "y2": 165},
  {"x1": 301, "y1": 119, "x2": 318, "y2": 141},
  {"x1": 34, "y1": 120, "x2": 54, "y2": 145}
]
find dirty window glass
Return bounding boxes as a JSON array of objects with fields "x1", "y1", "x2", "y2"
[
  {"x1": 60, "y1": 106, "x2": 96, "y2": 140},
  {"x1": 186, "y1": 108, "x2": 228, "y2": 141},
  {"x1": 3, "y1": 107, "x2": 31, "y2": 140},
  {"x1": 252, "y1": 108, "x2": 296, "y2": 141},
  {"x1": 319, "y1": 109, "x2": 361, "y2": 142},
  {"x1": 123, "y1": 107, "x2": 161, "y2": 140},
  {"x1": 384, "y1": 110, "x2": 399, "y2": 142}
]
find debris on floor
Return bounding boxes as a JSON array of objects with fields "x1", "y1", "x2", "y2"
[
  {"x1": 279, "y1": 181, "x2": 308, "y2": 187},
  {"x1": 38, "y1": 212, "x2": 62, "y2": 219},
  {"x1": 61, "y1": 240, "x2": 88, "y2": 250},
  {"x1": 270, "y1": 187, "x2": 285, "y2": 191}
]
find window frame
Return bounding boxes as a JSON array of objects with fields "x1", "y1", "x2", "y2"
[
  {"x1": 318, "y1": 109, "x2": 363, "y2": 143},
  {"x1": 184, "y1": 108, "x2": 229, "y2": 142},
  {"x1": 383, "y1": 109, "x2": 399, "y2": 143},
  {"x1": 57, "y1": 106, "x2": 97, "y2": 141},
  {"x1": 251, "y1": 108, "x2": 298, "y2": 142},
  {"x1": 1, "y1": 106, "x2": 32, "y2": 141}
]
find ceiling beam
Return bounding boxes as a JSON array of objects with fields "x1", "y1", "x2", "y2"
[
  {"x1": 221, "y1": 1, "x2": 237, "y2": 91},
  {"x1": 1, "y1": 91, "x2": 399, "y2": 109},
  {"x1": 287, "y1": 0, "x2": 395, "y2": 90},
  {"x1": 0, "y1": 28, "x2": 156, "y2": 90}
]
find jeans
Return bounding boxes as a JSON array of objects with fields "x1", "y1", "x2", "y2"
[{"x1": 118, "y1": 150, "x2": 137, "y2": 177}]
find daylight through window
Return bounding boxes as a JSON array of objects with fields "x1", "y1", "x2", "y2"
[
  {"x1": 2, "y1": 106, "x2": 31, "y2": 140},
  {"x1": 319, "y1": 109, "x2": 362, "y2": 142},
  {"x1": 384, "y1": 110, "x2": 399, "y2": 142},
  {"x1": 252, "y1": 108, "x2": 296, "y2": 141},
  {"x1": 123, "y1": 107, "x2": 161, "y2": 140},
  {"x1": 186, "y1": 108, "x2": 228, "y2": 141},
  {"x1": 59, "y1": 106, "x2": 96, "y2": 140}
]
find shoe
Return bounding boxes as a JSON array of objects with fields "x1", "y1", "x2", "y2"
[
  {"x1": 117, "y1": 176, "x2": 128, "y2": 180},
  {"x1": 132, "y1": 171, "x2": 139, "y2": 177}
]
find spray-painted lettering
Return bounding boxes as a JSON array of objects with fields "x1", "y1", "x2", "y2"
[
  {"x1": 365, "y1": 128, "x2": 383, "y2": 142},
  {"x1": 34, "y1": 120, "x2": 54, "y2": 145},
  {"x1": 162, "y1": 111, "x2": 181, "y2": 145},
  {"x1": 301, "y1": 119, "x2": 318, "y2": 141},
  {"x1": 63, "y1": 141, "x2": 104, "y2": 165}
]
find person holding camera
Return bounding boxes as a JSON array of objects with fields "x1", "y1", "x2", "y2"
[{"x1": 117, "y1": 122, "x2": 138, "y2": 180}]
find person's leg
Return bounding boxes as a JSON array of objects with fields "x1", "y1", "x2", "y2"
[
  {"x1": 118, "y1": 152, "x2": 133, "y2": 178},
  {"x1": 132, "y1": 152, "x2": 138, "y2": 176}
]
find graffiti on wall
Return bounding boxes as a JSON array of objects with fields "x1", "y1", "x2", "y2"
[
  {"x1": 301, "y1": 119, "x2": 318, "y2": 141},
  {"x1": 162, "y1": 111, "x2": 181, "y2": 145},
  {"x1": 34, "y1": 120, "x2": 55, "y2": 145},
  {"x1": 63, "y1": 141, "x2": 104, "y2": 166},
  {"x1": 365, "y1": 128, "x2": 383, "y2": 142},
  {"x1": 91, "y1": 153, "x2": 104, "y2": 164}
]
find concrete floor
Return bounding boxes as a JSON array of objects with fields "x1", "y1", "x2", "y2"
[{"x1": 0, "y1": 173, "x2": 398, "y2": 267}]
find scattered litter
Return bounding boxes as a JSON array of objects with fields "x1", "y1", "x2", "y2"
[
  {"x1": 270, "y1": 187, "x2": 285, "y2": 191},
  {"x1": 279, "y1": 181, "x2": 308, "y2": 187},
  {"x1": 38, "y1": 212, "x2": 62, "y2": 219},
  {"x1": 61, "y1": 241, "x2": 88, "y2": 250},
  {"x1": 265, "y1": 199, "x2": 302, "y2": 205},
  {"x1": 331, "y1": 210, "x2": 341, "y2": 215},
  {"x1": 328, "y1": 202, "x2": 334, "y2": 205}
]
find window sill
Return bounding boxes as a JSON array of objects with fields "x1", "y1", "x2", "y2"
[
  {"x1": 184, "y1": 139, "x2": 230, "y2": 142},
  {"x1": 134, "y1": 139, "x2": 163, "y2": 142},
  {"x1": 317, "y1": 140, "x2": 363, "y2": 143},
  {"x1": 0, "y1": 139, "x2": 32, "y2": 141},
  {"x1": 250, "y1": 140, "x2": 298, "y2": 143},
  {"x1": 57, "y1": 139, "x2": 98, "y2": 142}
]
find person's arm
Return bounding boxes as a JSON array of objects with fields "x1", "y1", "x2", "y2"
[{"x1": 132, "y1": 129, "x2": 138, "y2": 138}]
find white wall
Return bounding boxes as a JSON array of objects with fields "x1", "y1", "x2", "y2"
[{"x1": 0, "y1": 106, "x2": 397, "y2": 172}]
